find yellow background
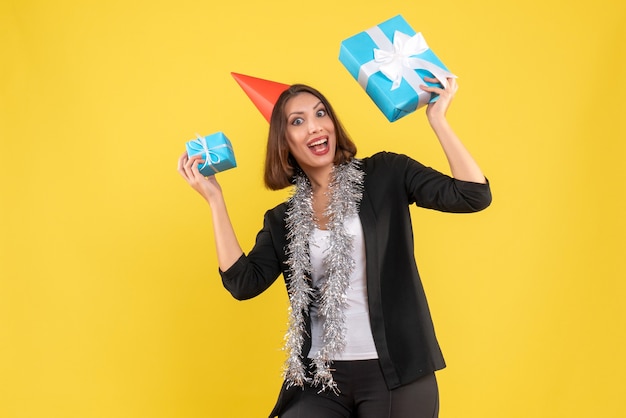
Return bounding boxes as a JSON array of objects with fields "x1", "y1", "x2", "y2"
[{"x1": 1, "y1": 0, "x2": 625, "y2": 416}]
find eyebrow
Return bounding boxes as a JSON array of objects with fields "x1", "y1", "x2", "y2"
[{"x1": 287, "y1": 101, "x2": 324, "y2": 118}]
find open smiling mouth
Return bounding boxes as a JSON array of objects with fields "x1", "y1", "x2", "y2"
[{"x1": 308, "y1": 138, "x2": 328, "y2": 153}]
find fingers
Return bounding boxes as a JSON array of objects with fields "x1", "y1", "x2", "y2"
[
  {"x1": 423, "y1": 76, "x2": 448, "y2": 90},
  {"x1": 177, "y1": 151, "x2": 223, "y2": 204},
  {"x1": 420, "y1": 76, "x2": 457, "y2": 93},
  {"x1": 177, "y1": 152, "x2": 191, "y2": 181},
  {"x1": 178, "y1": 152, "x2": 206, "y2": 182},
  {"x1": 177, "y1": 152, "x2": 189, "y2": 173},
  {"x1": 444, "y1": 77, "x2": 458, "y2": 94},
  {"x1": 420, "y1": 76, "x2": 459, "y2": 120}
]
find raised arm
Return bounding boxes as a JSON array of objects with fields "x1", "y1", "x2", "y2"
[
  {"x1": 419, "y1": 77, "x2": 487, "y2": 184},
  {"x1": 177, "y1": 152, "x2": 244, "y2": 271}
]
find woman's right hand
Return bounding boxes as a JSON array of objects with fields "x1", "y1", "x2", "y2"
[
  {"x1": 177, "y1": 152, "x2": 244, "y2": 270},
  {"x1": 177, "y1": 152, "x2": 223, "y2": 204}
]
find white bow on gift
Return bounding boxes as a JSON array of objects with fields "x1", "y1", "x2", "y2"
[
  {"x1": 366, "y1": 30, "x2": 455, "y2": 91},
  {"x1": 195, "y1": 133, "x2": 223, "y2": 173},
  {"x1": 357, "y1": 26, "x2": 456, "y2": 94}
]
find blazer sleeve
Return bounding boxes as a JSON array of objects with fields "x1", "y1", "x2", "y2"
[
  {"x1": 219, "y1": 207, "x2": 285, "y2": 300},
  {"x1": 374, "y1": 151, "x2": 492, "y2": 213}
]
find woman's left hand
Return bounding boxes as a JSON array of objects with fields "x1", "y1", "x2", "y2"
[{"x1": 419, "y1": 76, "x2": 458, "y2": 122}]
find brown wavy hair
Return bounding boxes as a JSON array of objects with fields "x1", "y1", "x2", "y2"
[{"x1": 264, "y1": 84, "x2": 357, "y2": 190}]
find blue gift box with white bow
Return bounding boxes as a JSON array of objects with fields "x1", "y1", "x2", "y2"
[
  {"x1": 185, "y1": 132, "x2": 237, "y2": 176},
  {"x1": 339, "y1": 15, "x2": 455, "y2": 122}
]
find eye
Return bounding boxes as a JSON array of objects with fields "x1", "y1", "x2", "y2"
[
  {"x1": 291, "y1": 117, "x2": 304, "y2": 126},
  {"x1": 316, "y1": 109, "x2": 327, "y2": 118}
]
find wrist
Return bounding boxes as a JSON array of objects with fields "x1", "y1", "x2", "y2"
[{"x1": 427, "y1": 113, "x2": 450, "y2": 131}]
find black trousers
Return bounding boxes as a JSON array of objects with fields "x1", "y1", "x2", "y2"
[{"x1": 280, "y1": 360, "x2": 439, "y2": 418}]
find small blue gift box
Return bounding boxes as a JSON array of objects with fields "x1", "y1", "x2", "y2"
[
  {"x1": 185, "y1": 132, "x2": 237, "y2": 176},
  {"x1": 339, "y1": 15, "x2": 455, "y2": 122}
]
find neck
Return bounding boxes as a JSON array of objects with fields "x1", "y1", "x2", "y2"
[{"x1": 302, "y1": 165, "x2": 333, "y2": 193}]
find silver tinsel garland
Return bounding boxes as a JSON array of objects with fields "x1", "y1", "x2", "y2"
[{"x1": 283, "y1": 159, "x2": 364, "y2": 392}]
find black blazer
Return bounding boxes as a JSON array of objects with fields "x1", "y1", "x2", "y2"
[{"x1": 220, "y1": 151, "x2": 492, "y2": 416}]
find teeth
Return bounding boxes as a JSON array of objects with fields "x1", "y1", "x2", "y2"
[{"x1": 308, "y1": 138, "x2": 327, "y2": 147}]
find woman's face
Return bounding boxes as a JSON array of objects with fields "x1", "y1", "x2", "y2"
[{"x1": 283, "y1": 92, "x2": 336, "y2": 173}]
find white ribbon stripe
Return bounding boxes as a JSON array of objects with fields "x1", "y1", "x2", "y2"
[
  {"x1": 194, "y1": 134, "x2": 231, "y2": 173},
  {"x1": 357, "y1": 28, "x2": 456, "y2": 109}
]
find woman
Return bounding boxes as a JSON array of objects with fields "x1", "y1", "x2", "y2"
[{"x1": 177, "y1": 77, "x2": 491, "y2": 417}]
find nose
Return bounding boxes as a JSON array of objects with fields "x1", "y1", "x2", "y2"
[{"x1": 308, "y1": 119, "x2": 322, "y2": 133}]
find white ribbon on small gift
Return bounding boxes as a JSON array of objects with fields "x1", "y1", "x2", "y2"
[
  {"x1": 357, "y1": 28, "x2": 456, "y2": 108},
  {"x1": 195, "y1": 133, "x2": 229, "y2": 173}
]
